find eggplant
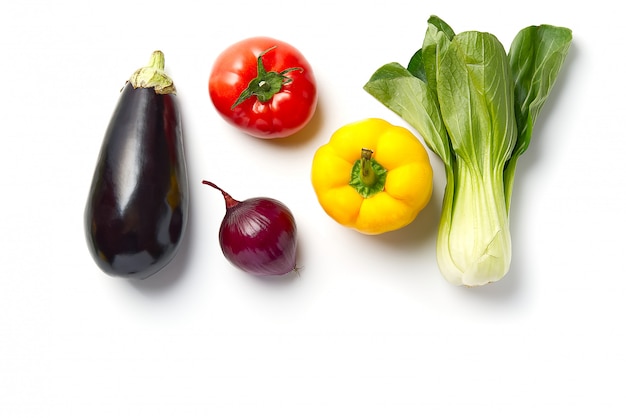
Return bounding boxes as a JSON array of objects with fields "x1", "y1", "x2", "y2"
[{"x1": 85, "y1": 51, "x2": 189, "y2": 280}]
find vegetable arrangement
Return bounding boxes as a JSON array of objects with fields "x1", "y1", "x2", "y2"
[
  {"x1": 85, "y1": 17, "x2": 572, "y2": 288},
  {"x1": 84, "y1": 51, "x2": 189, "y2": 280},
  {"x1": 364, "y1": 16, "x2": 572, "y2": 286},
  {"x1": 311, "y1": 118, "x2": 433, "y2": 235}
]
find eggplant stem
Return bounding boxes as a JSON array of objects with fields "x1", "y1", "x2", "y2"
[{"x1": 129, "y1": 50, "x2": 176, "y2": 95}]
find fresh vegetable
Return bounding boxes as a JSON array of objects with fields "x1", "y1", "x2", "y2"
[
  {"x1": 311, "y1": 118, "x2": 433, "y2": 235},
  {"x1": 202, "y1": 181, "x2": 298, "y2": 276},
  {"x1": 85, "y1": 51, "x2": 189, "y2": 280},
  {"x1": 208, "y1": 36, "x2": 317, "y2": 139},
  {"x1": 364, "y1": 16, "x2": 572, "y2": 286}
]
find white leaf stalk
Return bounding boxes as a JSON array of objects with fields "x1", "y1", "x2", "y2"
[{"x1": 437, "y1": 158, "x2": 512, "y2": 286}]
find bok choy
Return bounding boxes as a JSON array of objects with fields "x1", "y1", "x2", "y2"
[{"x1": 364, "y1": 16, "x2": 572, "y2": 286}]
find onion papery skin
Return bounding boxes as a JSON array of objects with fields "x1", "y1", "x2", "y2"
[{"x1": 219, "y1": 197, "x2": 297, "y2": 276}]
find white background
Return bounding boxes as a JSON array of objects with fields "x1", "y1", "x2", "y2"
[{"x1": 2, "y1": 0, "x2": 624, "y2": 416}]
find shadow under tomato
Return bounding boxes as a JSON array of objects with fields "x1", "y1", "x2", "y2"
[{"x1": 260, "y1": 98, "x2": 326, "y2": 148}]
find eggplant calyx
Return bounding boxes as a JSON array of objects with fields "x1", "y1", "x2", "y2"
[{"x1": 129, "y1": 50, "x2": 176, "y2": 95}]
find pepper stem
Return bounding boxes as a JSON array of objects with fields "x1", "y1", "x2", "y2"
[
  {"x1": 360, "y1": 148, "x2": 377, "y2": 187},
  {"x1": 129, "y1": 50, "x2": 176, "y2": 95},
  {"x1": 349, "y1": 148, "x2": 387, "y2": 199}
]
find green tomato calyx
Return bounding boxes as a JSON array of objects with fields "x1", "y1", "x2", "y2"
[
  {"x1": 350, "y1": 148, "x2": 387, "y2": 198},
  {"x1": 231, "y1": 46, "x2": 303, "y2": 109},
  {"x1": 129, "y1": 50, "x2": 176, "y2": 95}
]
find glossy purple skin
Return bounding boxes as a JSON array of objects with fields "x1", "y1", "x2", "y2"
[
  {"x1": 219, "y1": 197, "x2": 297, "y2": 276},
  {"x1": 84, "y1": 83, "x2": 189, "y2": 279}
]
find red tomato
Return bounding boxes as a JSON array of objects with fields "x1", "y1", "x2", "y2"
[{"x1": 209, "y1": 37, "x2": 317, "y2": 139}]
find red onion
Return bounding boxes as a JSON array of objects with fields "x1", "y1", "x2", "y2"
[{"x1": 202, "y1": 180, "x2": 298, "y2": 276}]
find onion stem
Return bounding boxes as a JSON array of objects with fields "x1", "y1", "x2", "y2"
[{"x1": 202, "y1": 180, "x2": 239, "y2": 209}]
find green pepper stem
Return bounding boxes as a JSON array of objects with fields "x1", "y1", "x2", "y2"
[
  {"x1": 349, "y1": 148, "x2": 387, "y2": 198},
  {"x1": 360, "y1": 148, "x2": 377, "y2": 187}
]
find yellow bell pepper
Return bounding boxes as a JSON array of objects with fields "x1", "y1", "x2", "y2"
[{"x1": 311, "y1": 118, "x2": 433, "y2": 234}]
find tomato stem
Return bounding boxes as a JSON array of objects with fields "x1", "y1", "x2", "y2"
[{"x1": 231, "y1": 46, "x2": 303, "y2": 109}]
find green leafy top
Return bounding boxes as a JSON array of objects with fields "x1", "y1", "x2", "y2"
[
  {"x1": 364, "y1": 15, "x2": 572, "y2": 212},
  {"x1": 504, "y1": 24, "x2": 572, "y2": 207}
]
